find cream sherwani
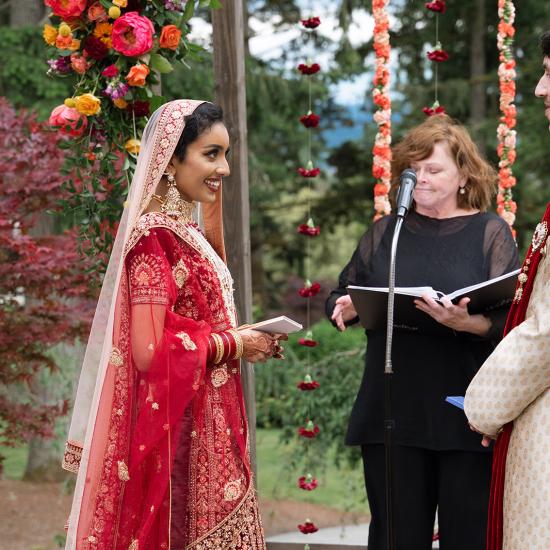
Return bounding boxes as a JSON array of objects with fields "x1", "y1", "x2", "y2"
[{"x1": 465, "y1": 243, "x2": 550, "y2": 550}]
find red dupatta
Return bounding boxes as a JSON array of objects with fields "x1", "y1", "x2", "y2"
[{"x1": 487, "y1": 202, "x2": 550, "y2": 550}]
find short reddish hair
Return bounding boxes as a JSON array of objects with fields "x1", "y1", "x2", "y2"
[{"x1": 390, "y1": 115, "x2": 497, "y2": 211}]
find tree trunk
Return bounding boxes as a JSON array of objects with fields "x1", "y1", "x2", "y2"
[
  {"x1": 469, "y1": 0, "x2": 487, "y2": 153},
  {"x1": 212, "y1": 2, "x2": 257, "y2": 472},
  {"x1": 10, "y1": 0, "x2": 44, "y2": 26}
]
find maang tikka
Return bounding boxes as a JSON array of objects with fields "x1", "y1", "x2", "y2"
[{"x1": 161, "y1": 171, "x2": 195, "y2": 222}]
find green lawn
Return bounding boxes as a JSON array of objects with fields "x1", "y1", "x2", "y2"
[
  {"x1": 1, "y1": 429, "x2": 368, "y2": 514},
  {"x1": 1, "y1": 444, "x2": 28, "y2": 480},
  {"x1": 256, "y1": 428, "x2": 367, "y2": 514}
]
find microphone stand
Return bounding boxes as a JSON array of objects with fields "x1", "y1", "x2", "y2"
[{"x1": 384, "y1": 214, "x2": 405, "y2": 550}]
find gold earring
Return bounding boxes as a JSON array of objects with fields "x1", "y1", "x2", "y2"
[{"x1": 161, "y1": 172, "x2": 194, "y2": 222}]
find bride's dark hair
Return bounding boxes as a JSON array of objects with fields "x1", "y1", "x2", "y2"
[{"x1": 174, "y1": 102, "x2": 224, "y2": 160}]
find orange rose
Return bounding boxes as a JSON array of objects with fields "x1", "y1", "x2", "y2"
[
  {"x1": 159, "y1": 24, "x2": 182, "y2": 50},
  {"x1": 125, "y1": 64, "x2": 150, "y2": 87}
]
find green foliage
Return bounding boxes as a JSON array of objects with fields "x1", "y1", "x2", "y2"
[
  {"x1": 256, "y1": 319, "x2": 366, "y2": 469},
  {"x1": 0, "y1": 27, "x2": 73, "y2": 119}
]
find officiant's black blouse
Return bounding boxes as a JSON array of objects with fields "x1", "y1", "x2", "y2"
[{"x1": 326, "y1": 211, "x2": 519, "y2": 450}]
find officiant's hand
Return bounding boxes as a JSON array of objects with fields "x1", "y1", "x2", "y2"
[
  {"x1": 414, "y1": 295, "x2": 491, "y2": 336},
  {"x1": 237, "y1": 328, "x2": 287, "y2": 362},
  {"x1": 331, "y1": 295, "x2": 358, "y2": 331},
  {"x1": 469, "y1": 423, "x2": 496, "y2": 448}
]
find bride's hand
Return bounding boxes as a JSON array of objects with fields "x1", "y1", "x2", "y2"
[{"x1": 237, "y1": 328, "x2": 286, "y2": 362}]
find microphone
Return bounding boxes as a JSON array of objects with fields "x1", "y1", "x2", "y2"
[{"x1": 395, "y1": 168, "x2": 417, "y2": 218}]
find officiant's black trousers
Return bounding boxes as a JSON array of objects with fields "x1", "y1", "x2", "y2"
[{"x1": 361, "y1": 444, "x2": 492, "y2": 550}]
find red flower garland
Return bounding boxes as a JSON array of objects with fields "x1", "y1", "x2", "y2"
[
  {"x1": 298, "y1": 474, "x2": 318, "y2": 490},
  {"x1": 427, "y1": 45, "x2": 449, "y2": 62},
  {"x1": 301, "y1": 17, "x2": 321, "y2": 29},
  {"x1": 298, "y1": 520, "x2": 319, "y2": 534},
  {"x1": 423, "y1": 101, "x2": 446, "y2": 116},
  {"x1": 297, "y1": 218, "x2": 320, "y2": 236},
  {"x1": 299, "y1": 338, "x2": 318, "y2": 347},
  {"x1": 298, "y1": 281, "x2": 321, "y2": 297},
  {"x1": 298, "y1": 421, "x2": 320, "y2": 438},
  {"x1": 297, "y1": 375, "x2": 320, "y2": 391},
  {"x1": 299, "y1": 112, "x2": 320, "y2": 128},
  {"x1": 298, "y1": 62, "x2": 321, "y2": 75},
  {"x1": 297, "y1": 167, "x2": 321, "y2": 178},
  {"x1": 425, "y1": 0, "x2": 446, "y2": 13}
]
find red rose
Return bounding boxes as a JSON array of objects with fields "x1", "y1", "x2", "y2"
[
  {"x1": 423, "y1": 105, "x2": 446, "y2": 116},
  {"x1": 299, "y1": 112, "x2": 320, "y2": 128},
  {"x1": 425, "y1": 0, "x2": 446, "y2": 13},
  {"x1": 83, "y1": 35, "x2": 109, "y2": 60},
  {"x1": 102, "y1": 64, "x2": 119, "y2": 78},
  {"x1": 298, "y1": 475, "x2": 318, "y2": 490},
  {"x1": 297, "y1": 379, "x2": 320, "y2": 391},
  {"x1": 297, "y1": 223, "x2": 320, "y2": 237},
  {"x1": 298, "y1": 338, "x2": 318, "y2": 347},
  {"x1": 298, "y1": 282, "x2": 321, "y2": 298},
  {"x1": 297, "y1": 62, "x2": 321, "y2": 75},
  {"x1": 126, "y1": 100, "x2": 150, "y2": 117},
  {"x1": 298, "y1": 425, "x2": 320, "y2": 438},
  {"x1": 427, "y1": 49, "x2": 449, "y2": 62},
  {"x1": 298, "y1": 520, "x2": 319, "y2": 534},
  {"x1": 297, "y1": 167, "x2": 321, "y2": 178},
  {"x1": 301, "y1": 17, "x2": 321, "y2": 29}
]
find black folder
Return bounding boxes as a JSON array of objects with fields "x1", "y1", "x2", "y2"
[{"x1": 347, "y1": 269, "x2": 520, "y2": 334}]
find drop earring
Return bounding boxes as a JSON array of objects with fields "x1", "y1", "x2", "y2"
[
  {"x1": 158, "y1": 171, "x2": 195, "y2": 222},
  {"x1": 459, "y1": 186, "x2": 466, "y2": 195}
]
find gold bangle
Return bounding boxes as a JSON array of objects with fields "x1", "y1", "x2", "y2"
[
  {"x1": 227, "y1": 329, "x2": 243, "y2": 360},
  {"x1": 212, "y1": 333, "x2": 224, "y2": 365}
]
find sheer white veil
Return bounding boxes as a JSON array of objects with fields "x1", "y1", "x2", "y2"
[{"x1": 63, "y1": 99, "x2": 206, "y2": 547}]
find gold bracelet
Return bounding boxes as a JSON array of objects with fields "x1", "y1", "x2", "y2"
[
  {"x1": 212, "y1": 333, "x2": 224, "y2": 365},
  {"x1": 227, "y1": 329, "x2": 243, "y2": 360}
]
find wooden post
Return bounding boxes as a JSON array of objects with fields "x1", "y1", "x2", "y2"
[{"x1": 211, "y1": 1, "x2": 257, "y2": 470}]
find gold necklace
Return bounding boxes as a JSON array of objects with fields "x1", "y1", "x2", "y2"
[{"x1": 152, "y1": 193, "x2": 195, "y2": 223}]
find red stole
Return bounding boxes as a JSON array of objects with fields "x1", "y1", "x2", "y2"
[{"x1": 487, "y1": 202, "x2": 550, "y2": 550}]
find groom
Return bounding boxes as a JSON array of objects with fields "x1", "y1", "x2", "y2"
[{"x1": 464, "y1": 30, "x2": 550, "y2": 550}]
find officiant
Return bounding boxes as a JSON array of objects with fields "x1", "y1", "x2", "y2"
[{"x1": 326, "y1": 115, "x2": 519, "y2": 550}]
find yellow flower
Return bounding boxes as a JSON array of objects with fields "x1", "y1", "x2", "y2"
[
  {"x1": 69, "y1": 39, "x2": 81, "y2": 51},
  {"x1": 113, "y1": 0, "x2": 128, "y2": 7},
  {"x1": 74, "y1": 93, "x2": 101, "y2": 116},
  {"x1": 113, "y1": 98, "x2": 128, "y2": 109},
  {"x1": 108, "y1": 5, "x2": 121, "y2": 18},
  {"x1": 94, "y1": 22, "x2": 113, "y2": 48},
  {"x1": 124, "y1": 138, "x2": 141, "y2": 154},
  {"x1": 58, "y1": 22, "x2": 72, "y2": 37},
  {"x1": 64, "y1": 98, "x2": 76, "y2": 108},
  {"x1": 43, "y1": 24, "x2": 58, "y2": 46}
]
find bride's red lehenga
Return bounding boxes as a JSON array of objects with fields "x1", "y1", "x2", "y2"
[{"x1": 61, "y1": 100, "x2": 265, "y2": 549}]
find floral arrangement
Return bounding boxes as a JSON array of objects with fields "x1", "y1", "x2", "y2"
[
  {"x1": 372, "y1": 0, "x2": 392, "y2": 220},
  {"x1": 42, "y1": 0, "x2": 218, "y2": 258},
  {"x1": 423, "y1": 1, "x2": 448, "y2": 117},
  {"x1": 293, "y1": 14, "x2": 324, "y2": 542},
  {"x1": 496, "y1": 0, "x2": 517, "y2": 234}
]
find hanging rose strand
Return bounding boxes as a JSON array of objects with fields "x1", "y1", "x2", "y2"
[
  {"x1": 496, "y1": 0, "x2": 517, "y2": 235},
  {"x1": 372, "y1": 0, "x2": 392, "y2": 220},
  {"x1": 295, "y1": 14, "x2": 322, "y2": 541},
  {"x1": 424, "y1": 0, "x2": 448, "y2": 116}
]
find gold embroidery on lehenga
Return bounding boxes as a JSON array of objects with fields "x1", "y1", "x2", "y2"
[
  {"x1": 223, "y1": 479, "x2": 242, "y2": 502},
  {"x1": 188, "y1": 485, "x2": 265, "y2": 549},
  {"x1": 118, "y1": 460, "x2": 130, "y2": 481},
  {"x1": 173, "y1": 258, "x2": 189, "y2": 288},
  {"x1": 110, "y1": 347, "x2": 124, "y2": 367},
  {"x1": 62, "y1": 440, "x2": 83, "y2": 473},
  {"x1": 211, "y1": 366, "x2": 229, "y2": 388},
  {"x1": 129, "y1": 252, "x2": 169, "y2": 305},
  {"x1": 176, "y1": 331, "x2": 197, "y2": 351}
]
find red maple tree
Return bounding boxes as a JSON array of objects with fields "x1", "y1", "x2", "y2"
[{"x1": 0, "y1": 98, "x2": 95, "y2": 472}]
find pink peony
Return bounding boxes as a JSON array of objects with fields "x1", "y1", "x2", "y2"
[
  {"x1": 49, "y1": 104, "x2": 88, "y2": 137},
  {"x1": 112, "y1": 12, "x2": 155, "y2": 57},
  {"x1": 45, "y1": 0, "x2": 86, "y2": 19}
]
